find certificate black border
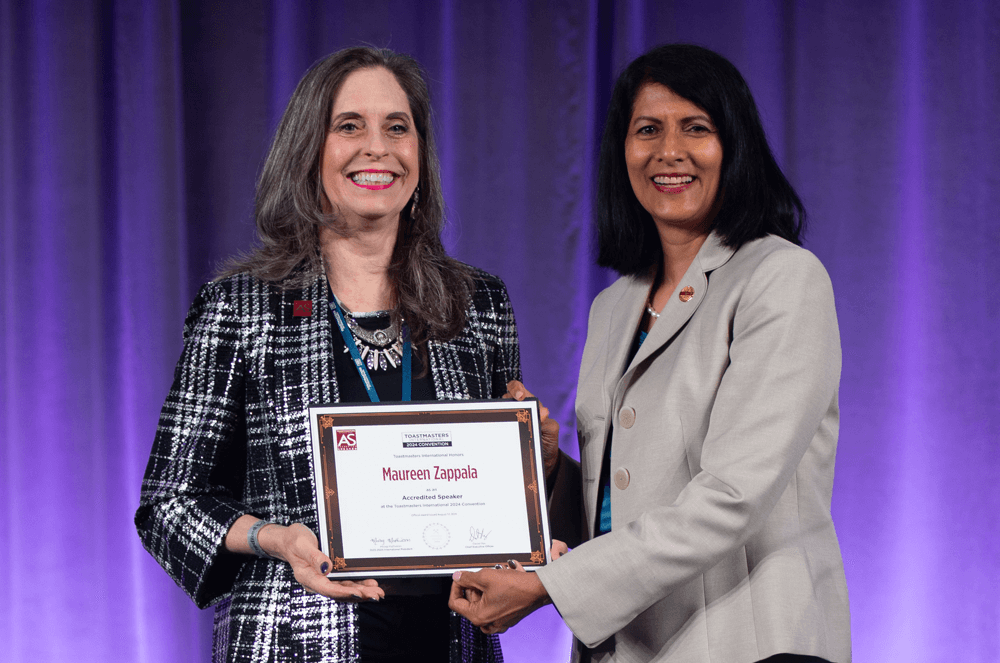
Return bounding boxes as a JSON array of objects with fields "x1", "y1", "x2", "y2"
[{"x1": 310, "y1": 400, "x2": 549, "y2": 577}]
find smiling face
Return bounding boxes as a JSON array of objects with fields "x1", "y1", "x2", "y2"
[
  {"x1": 625, "y1": 82, "x2": 723, "y2": 235},
  {"x1": 320, "y1": 67, "x2": 419, "y2": 228}
]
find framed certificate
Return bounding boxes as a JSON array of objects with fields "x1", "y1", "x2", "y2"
[{"x1": 308, "y1": 399, "x2": 552, "y2": 578}]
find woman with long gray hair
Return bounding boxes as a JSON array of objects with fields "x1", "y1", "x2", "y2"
[{"x1": 136, "y1": 46, "x2": 518, "y2": 662}]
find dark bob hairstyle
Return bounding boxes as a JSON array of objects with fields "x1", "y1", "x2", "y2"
[
  {"x1": 223, "y1": 46, "x2": 472, "y2": 347},
  {"x1": 597, "y1": 44, "x2": 805, "y2": 276}
]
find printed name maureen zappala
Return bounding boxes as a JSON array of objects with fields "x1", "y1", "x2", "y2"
[{"x1": 382, "y1": 465, "x2": 479, "y2": 482}]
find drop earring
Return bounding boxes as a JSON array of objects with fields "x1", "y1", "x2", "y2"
[{"x1": 409, "y1": 185, "x2": 420, "y2": 217}]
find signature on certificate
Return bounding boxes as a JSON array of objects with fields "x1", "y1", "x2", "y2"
[{"x1": 469, "y1": 526, "x2": 491, "y2": 543}]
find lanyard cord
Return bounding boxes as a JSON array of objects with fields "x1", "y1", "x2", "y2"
[{"x1": 329, "y1": 297, "x2": 411, "y2": 403}]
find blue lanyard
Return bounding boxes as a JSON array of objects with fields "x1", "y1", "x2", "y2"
[{"x1": 329, "y1": 297, "x2": 411, "y2": 403}]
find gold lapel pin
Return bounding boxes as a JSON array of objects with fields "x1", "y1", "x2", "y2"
[{"x1": 679, "y1": 286, "x2": 694, "y2": 302}]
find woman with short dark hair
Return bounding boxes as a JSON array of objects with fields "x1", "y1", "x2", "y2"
[
  {"x1": 451, "y1": 44, "x2": 851, "y2": 663},
  {"x1": 136, "y1": 47, "x2": 515, "y2": 662},
  {"x1": 596, "y1": 44, "x2": 805, "y2": 273}
]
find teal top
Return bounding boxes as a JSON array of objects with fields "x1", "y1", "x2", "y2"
[{"x1": 597, "y1": 329, "x2": 647, "y2": 535}]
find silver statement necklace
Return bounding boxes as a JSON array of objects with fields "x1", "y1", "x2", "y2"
[{"x1": 335, "y1": 297, "x2": 404, "y2": 372}]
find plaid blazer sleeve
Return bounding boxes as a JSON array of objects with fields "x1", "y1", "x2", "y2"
[{"x1": 135, "y1": 280, "x2": 250, "y2": 608}]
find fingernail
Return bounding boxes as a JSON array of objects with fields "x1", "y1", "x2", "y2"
[
  {"x1": 368, "y1": 596, "x2": 379, "y2": 602},
  {"x1": 507, "y1": 559, "x2": 517, "y2": 568},
  {"x1": 352, "y1": 593, "x2": 363, "y2": 600},
  {"x1": 494, "y1": 564, "x2": 504, "y2": 569},
  {"x1": 452, "y1": 571, "x2": 462, "y2": 581},
  {"x1": 320, "y1": 562, "x2": 329, "y2": 574}
]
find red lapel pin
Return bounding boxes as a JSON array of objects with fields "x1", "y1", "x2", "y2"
[{"x1": 293, "y1": 300, "x2": 313, "y2": 317}]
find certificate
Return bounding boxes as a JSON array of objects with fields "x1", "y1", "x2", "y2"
[{"x1": 308, "y1": 400, "x2": 552, "y2": 578}]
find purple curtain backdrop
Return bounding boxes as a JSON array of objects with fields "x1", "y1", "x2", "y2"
[{"x1": 2, "y1": 1, "x2": 998, "y2": 661}]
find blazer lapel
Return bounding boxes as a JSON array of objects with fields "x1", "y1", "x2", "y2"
[
  {"x1": 266, "y1": 272, "x2": 339, "y2": 455},
  {"x1": 601, "y1": 277, "x2": 652, "y2": 407},
  {"x1": 263, "y1": 273, "x2": 339, "y2": 528},
  {"x1": 624, "y1": 233, "x2": 735, "y2": 380},
  {"x1": 580, "y1": 277, "x2": 649, "y2": 512}
]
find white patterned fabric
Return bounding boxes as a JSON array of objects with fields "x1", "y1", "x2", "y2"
[{"x1": 136, "y1": 268, "x2": 519, "y2": 662}]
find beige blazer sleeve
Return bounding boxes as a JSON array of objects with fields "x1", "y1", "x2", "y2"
[{"x1": 536, "y1": 234, "x2": 850, "y2": 663}]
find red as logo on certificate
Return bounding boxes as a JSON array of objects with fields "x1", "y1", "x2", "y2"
[
  {"x1": 293, "y1": 300, "x2": 313, "y2": 317},
  {"x1": 336, "y1": 430, "x2": 357, "y2": 451}
]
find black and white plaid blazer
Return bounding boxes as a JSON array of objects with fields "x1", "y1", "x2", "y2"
[{"x1": 136, "y1": 268, "x2": 520, "y2": 662}]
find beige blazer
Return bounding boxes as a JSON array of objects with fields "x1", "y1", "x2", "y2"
[{"x1": 536, "y1": 233, "x2": 851, "y2": 663}]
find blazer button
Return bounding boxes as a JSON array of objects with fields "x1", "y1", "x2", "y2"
[
  {"x1": 619, "y1": 406, "x2": 635, "y2": 429},
  {"x1": 614, "y1": 467, "x2": 630, "y2": 490}
]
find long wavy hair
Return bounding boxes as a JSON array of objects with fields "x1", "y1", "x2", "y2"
[
  {"x1": 221, "y1": 46, "x2": 472, "y2": 348},
  {"x1": 597, "y1": 44, "x2": 805, "y2": 276}
]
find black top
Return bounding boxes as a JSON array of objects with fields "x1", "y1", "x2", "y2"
[
  {"x1": 330, "y1": 310, "x2": 437, "y2": 403},
  {"x1": 330, "y1": 310, "x2": 450, "y2": 662}
]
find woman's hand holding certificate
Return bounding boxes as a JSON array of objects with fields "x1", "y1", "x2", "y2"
[{"x1": 503, "y1": 380, "x2": 561, "y2": 478}]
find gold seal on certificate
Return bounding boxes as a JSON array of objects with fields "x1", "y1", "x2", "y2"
[{"x1": 308, "y1": 400, "x2": 552, "y2": 577}]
